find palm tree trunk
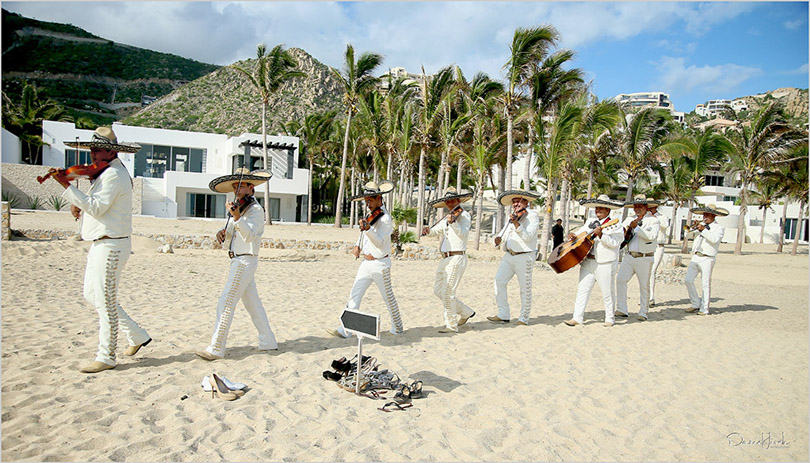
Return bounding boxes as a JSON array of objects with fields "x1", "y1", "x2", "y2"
[
  {"x1": 681, "y1": 197, "x2": 693, "y2": 253},
  {"x1": 496, "y1": 166, "x2": 505, "y2": 233},
  {"x1": 791, "y1": 199, "x2": 805, "y2": 256},
  {"x1": 538, "y1": 184, "x2": 555, "y2": 261},
  {"x1": 523, "y1": 128, "x2": 534, "y2": 189},
  {"x1": 437, "y1": 147, "x2": 448, "y2": 197},
  {"x1": 558, "y1": 176, "x2": 569, "y2": 223},
  {"x1": 335, "y1": 111, "x2": 353, "y2": 227},
  {"x1": 669, "y1": 202, "x2": 678, "y2": 244},
  {"x1": 584, "y1": 160, "x2": 595, "y2": 220},
  {"x1": 386, "y1": 149, "x2": 394, "y2": 207},
  {"x1": 457, "y1": 157, "x2": 464, "y2": 192},
  {"x1": 621, "y1": 178, "x2": 635, "y2": 222},
  {"x1": 417, "y1": 146, "x2": 426, "y2": 238},
  {"x1": 473, "y1": 175, "x2": 485, "y2": 250},
  {"x1": 349, "y1": 166, "x2": 357, "y2": 228},
  {"x1": 307, "y1": 154, "x2": 314, "y2": 225},
  {"x1": 759, "y1": 207, "x2": 767, "y2": 244},
  {"x1": 262, "y1": 103, "x2": 272, "y2": 225},
  {"x1": 506, "y1": 111, "x2": 514, "y2": 192},
  {"x1": 777, "y1": 200, "x2": 788, "y2": 252},
  {"x1": 734, "y1": 179, "x2": 749, "y2": 255}
]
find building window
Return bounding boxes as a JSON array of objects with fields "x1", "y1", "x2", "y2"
[
  {"x1": 723, "y1": 196, "x2": 736, "y2": 202},
  {"x1": 253, "y1": 197, "x2": 281, "y2": 220},
  {"x1": 135, "y1": 144, "x2": 206, "y2": 178},
  {"x1": 232, "y1": 154, "x2": 266, "y2": 172},
  {"x1": 784, "y1": 218, "x2": 809, "y2": 242},
  {"x1": 705, "y1": 175, "x2": 725, "y2": 187},
  {"x1": 65, "y1": 149, "x2": 91, "y2": 166},
  {"x1": 187, "y1": 192, "x2": 226, "y2": 218}
]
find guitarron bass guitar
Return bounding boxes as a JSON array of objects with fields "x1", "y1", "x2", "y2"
[{"x1": 547, "y1": 218, "x2": 619, "y2": 274}]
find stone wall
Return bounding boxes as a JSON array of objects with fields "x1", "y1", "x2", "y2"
[
  {"x1": 1, "y1": 163, "x2": 142, "y2": 215},
  {"x1": 2, "y1": 202, "x2": 10, "y2": 240}
]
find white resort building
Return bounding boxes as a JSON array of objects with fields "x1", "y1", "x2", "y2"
[
  {"x1": 612, "y1": 91, "x2": 686, "y2": 124},
  {"x1": 2, "y1": 121, "x2": 308, "y2": 222}
]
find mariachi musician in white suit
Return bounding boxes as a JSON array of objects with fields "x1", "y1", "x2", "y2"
[
  {"x1": 195, "y1": 168, "x2": 278, "y2": 361},
  {"x1": 422, "y1": 187, "x2": 476, "y2": 333},
  {"x1": 47, "y1": 127, "x2": 152, "y2": 374},
  {"x1": 488, "y1": 189, "x2": 541, "y2": 326},
  {"x1": 684, "y1": 204, "x2": 728, "y2": 315},
  {"x1": 615, "y1": 195, "x2": 660, "y2": 321},
  {"x1": 648, "y1": 201, "x2": 670, "y2": 307},
  {"x1": 330, "y1": 181, "x2": 404, "y2": 338},
  {"x1": 564, "y1": 195, "x2": 625, "y2": 327}
]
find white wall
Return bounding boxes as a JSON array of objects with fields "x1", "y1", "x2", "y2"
[{"x1": 2, "y1": 128, "x2": 21, "y2": 164}]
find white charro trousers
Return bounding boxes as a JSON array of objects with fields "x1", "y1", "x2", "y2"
[
  {"x1": 83, "y1": 238, "x2": 150, "y2": 366},
  {"x1": 205, "y1": 255, "x2": 277, "y2": 357},
  {"x1": 434, "y1": 254, "x2": 475, "y2": 331},
  {"x1": 685, "y1": 254, "x2": 716, "y2": 314},
  {"x1": 649, "y1": 245, "x2": 665, "y2": 303},
  {"x1": 616, "y1": 253, "x2": 654, "y2": 317},
  {"x1": 494, "y1": 252, "x2": 535, "y2": 324},
  {"x1": 343, "y1": 257, "x2": 404, "y2": 335},
  {"x1": 572, "y1": 258, "x2": 617, "y2": 324}
]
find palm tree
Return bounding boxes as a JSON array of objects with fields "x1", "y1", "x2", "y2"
[
  {"x1": 501, "y1": 25, "x2": 560, "y2": 197},
  {"x1": 577, "y1": 97, "x2": 621, "y2": 218},
  {"x1": 297, "y1": 110, "x2": 338, "y2": 225},
  {"x1": 331, "y1": 44, "x2": 383, "y2": 228},
  {"x1": 672, "y1": 126, "x2": 733, "y2": 252},
  {"x1": 609, "y1": 106, "x2": 679, "y2": 221},
  {"x1": 414, "y1": 65, "x2": 455, "y2": 236},
  {"x1": 232, "y1": 43, "x2": 305, "y2": 225},
  {"x1": 749, "y1": 180, "x2": 780, "y2": 244},
  {"x1": 725, "y1": 101, "x2": 799, "y2": 254},
  {"x1": 2, "y1": 82, "x2": 69, "y2": 165},
  {"x1": 522, "y1": 50, "x2": 585, "y2": 188},
  {"x1": 651, "y1": 156, "x2": 692, "y2": 244},
  {"x1": 535, "y1": 97, "x2": 581, "y2": 260}
]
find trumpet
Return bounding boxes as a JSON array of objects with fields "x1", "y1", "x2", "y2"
[{"x1": 682, "y1": 220, "x2": 707, "y2": 232}]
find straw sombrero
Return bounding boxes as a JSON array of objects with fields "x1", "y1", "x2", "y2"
[
  {"x1": 64, "y1": 127, "x2": 141, "y2": 153},
  {"x1": 430, "y1": 187, "x2": 473, "y2": 209},
  {"x1": 579, "y1": 194, "x2": 623, "y2": 210},
  {"x1": 209, "y1": 168, "x2": 272, "y2": 193},
  {"x1": 623, "y1": 194, "x2": 659, "y2": 208},
  {"x1": 690, "y1": 203, "x2": 729, "y2": 216},
  {"x1": 497, "y1": 189, "x2": 540, "y2": 207},
  {"x1": 351, "y1": 181, "x2": 394, "y2": 201}
]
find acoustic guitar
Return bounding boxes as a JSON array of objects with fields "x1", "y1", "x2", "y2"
[{"x1": 547, "y1": 219, "x2": 619, "y2": 274}]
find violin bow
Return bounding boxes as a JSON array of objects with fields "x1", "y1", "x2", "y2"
[{"x1": 221, "y1": 168, "x2": 247, "y2": 250}]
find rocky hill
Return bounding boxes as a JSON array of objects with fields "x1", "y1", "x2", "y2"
[
  {"x1": 122, "y1": 48, "x2": 345, "y2": 136},
  {"x1": 740, "y1": 87, "x2": 808, "y2": 122},
  {"x1": 1, "y1": 9, "x2": 220, "y2": 125}
]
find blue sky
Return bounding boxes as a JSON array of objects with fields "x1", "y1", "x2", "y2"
[{"x1": 3, "y1": 1, "x2": 808, "y2": 112}]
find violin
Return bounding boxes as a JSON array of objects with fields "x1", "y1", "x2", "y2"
[
  {"x1": 37, "y1": 161, "x2": 110, "y2": 184},
  {"x1": 227, "y1": 195, "x2": 255, "y2": 216},
  {"x1": 359, "y1": 207, "x2": 384, "y2": 231},
  {"x1": 446, "y1": 206, "x2": 463, "y2": 225},
  {"x1": 619, "y1": 217, "x2": 643, "y2": 249},
  {"x1": 509, "y1": 206, "x2": 527, "y2": 224}
]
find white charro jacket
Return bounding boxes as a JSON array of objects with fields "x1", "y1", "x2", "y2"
[
  {"x1": 360, "y1": 207, "x2": 393, "y2": 258},
  {"x1": 426, "y1": 209, "x2": 471, "y2": 252},
  {"x1": 224, "y1": 200, "x2": 265, "y2": 256},
  {"x1": 690, "y1": 222, "x2": 725, "y2": 257},
  {"x1": 62, "y1": 157, "x2": 132, "y2": 241},
  {"x1": 654, "y1": 211, "x2": 670, "y2": 244},
  {"x1": 574, "y1": 216, "x2": 624, "y2": 264},
  {"x1": 502, "y1": 208, "x2": 540, "y2": 253},
  {"x1": 622, "y1": 212, "x2": 660, "y2": 254}
]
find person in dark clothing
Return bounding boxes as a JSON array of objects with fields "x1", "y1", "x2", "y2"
[{"x1": 551, "y1": 218, "x2": 564, "y2": 250}]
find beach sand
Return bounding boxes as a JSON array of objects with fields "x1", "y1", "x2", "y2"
[{"x1": 2, "y1": 210, "x2": 808, "y2": 461}]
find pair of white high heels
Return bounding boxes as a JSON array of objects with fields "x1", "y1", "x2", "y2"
[{"x1": 202, "y1": 373, "x2": 246, "y2": 401}]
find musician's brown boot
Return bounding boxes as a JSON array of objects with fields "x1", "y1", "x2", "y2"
[
  {"x1": 486, "y1": 316, "x2": 509, "y2": 323},
  {"x1": 564, "y1": 319, "x2": 580, "y2": 326},
  {"x1": 79, "y1": 361, "x2": 115, "y2": 373}
]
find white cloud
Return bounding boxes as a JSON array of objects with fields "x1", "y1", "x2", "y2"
[
  {"x1": 784, "y1": 63, "x2": 809, "y2": 75},
  {"x1": 784, "y1": 18, "x2": 805, "y2": 30},
  {"x1": 654, "y1": 57, "x2": 762, "y2": 95}
]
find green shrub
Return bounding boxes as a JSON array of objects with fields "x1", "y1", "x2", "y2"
[
  {"x1": 27, "y1": 195, "x2": 43, "y2": 210},
  {"x1": 2, "y1": 191, "x2": 20, "y2": 209},
  {"x1": 47, "y1": 195, "x2": 68, "y2": 211},
  {"x1": 399, "y1": 231, "x2": 418, "y2": 244}
]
